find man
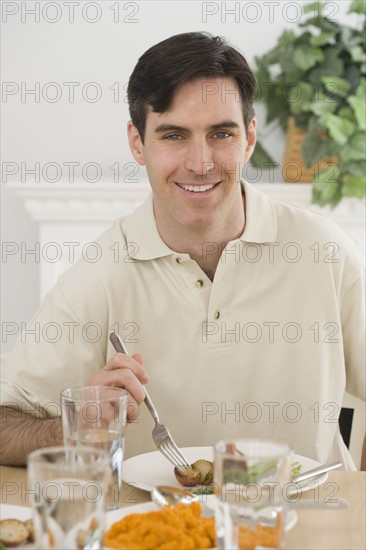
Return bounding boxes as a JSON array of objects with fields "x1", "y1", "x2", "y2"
[{"x1": 1, "y1": 32, "x2": 365, "y2": 469}]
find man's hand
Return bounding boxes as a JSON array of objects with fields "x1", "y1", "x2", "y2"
[
  {"x1": 0, "y1": 353, "x2": 148, "y2": 466},
  {"x1": 89, "y1": 352, "x2": 148, "y2": 422}
]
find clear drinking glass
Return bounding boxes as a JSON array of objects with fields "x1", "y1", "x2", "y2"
[
  {"x1": 60, "y1": 385, "x2": 128, "y2": 509},
  {"x1": 214, "y1": 439, "x2": 292, "y2": 550},
  {"x1": 27, "y1": 446, "x2": 111, "y2": 550}
]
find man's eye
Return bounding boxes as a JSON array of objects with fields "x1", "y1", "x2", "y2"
[
  {"x1": 213, "y1": 131, "x2": 231, "y2": 139},
  {"x1": 165, "y1": 134, "x2": 182, "y2": 141}
]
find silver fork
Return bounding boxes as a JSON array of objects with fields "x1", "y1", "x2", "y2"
[{"x1": 109, "y1": 332, "x2": 191, "y2": 473}]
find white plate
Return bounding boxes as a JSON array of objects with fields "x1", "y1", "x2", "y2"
[
  {"x1": 0, "y1": 503, "x2": 32, "y2": 522},
  {"x1": 0, "y1": 501, "x2": 297, "y2": 550},
  {"x1": 123, "y1": 446, "x2": 328, "y2": 496}
]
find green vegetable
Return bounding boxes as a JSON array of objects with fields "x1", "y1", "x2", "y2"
[
  {"x1": 189, "y1": 485, "x2": 215, "y2": 495},
  {"x1": 247, "y1": 460, "x2": 278, "y2": 483},
  {"x1": 291, "y1": 461, "x2": 302, "y2": 477},
  {"x1": 187, "y1": 462, "x2": 302, "y2": 494}
]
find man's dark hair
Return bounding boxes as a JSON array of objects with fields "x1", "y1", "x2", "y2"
[{"x1": 127, "y1": 32, "x2": 256, "y2": 142}]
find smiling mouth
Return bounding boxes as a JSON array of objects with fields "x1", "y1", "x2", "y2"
[{"x1": 175, "y1": 182, "x2": 220, "y2": 193}]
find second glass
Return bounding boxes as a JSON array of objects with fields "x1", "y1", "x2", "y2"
[
  {"x1": 60, "y1": 385, "x2": 128, "y2": 509},
  {"x1": 214, "y1": 438, "x2": 292, "y2": 550},
  {"x1": 28, "y1": 446, "x2": 111, "y2": 550}
]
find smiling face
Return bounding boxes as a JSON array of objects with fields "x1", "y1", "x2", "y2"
[{"x1": 128, "y1": 77, "x2": 256, "y2": 243}]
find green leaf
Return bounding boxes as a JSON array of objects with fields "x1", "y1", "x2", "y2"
[
  {"x1": 348, "y1": 96, "x2": 366, "y2": 129},
  {"x1": 341, "y1": 160, "x2": 366, "y2": 177},
  {"x1": 261, "y1": 48, "x2": 284, "y2": 67},
  {"x1": 337, "y1": 106, "x2": 358, "y2": 125},
  {"x1": 301, "y1": 117, "x2": 330, "y2": 167},
  {"x1": 279, "y1": 48, "x2": 304, "y2": 81},
  {"x1": 340, "y1": 27, "x2": 353, "y2": 48},
  {"x1": 288, "y1": 82, "x2": 314, "y2": 114},
  {"x1": 310, "y1": 31, "x2": 336, "y2": 46},
  {"x1": 347, "y1": 78, "x2": 366, "y2": 129},
  {"x1": 254, "y1": 62, "x2": 271, "y2": 98},
  {"x1": 322, "y1": 113, "x2": 355, "y2": 144},
  {"x1": 293, "y1": 47, "x2": 324, "y2": 71},
  {"x1": 344, "y1": 65, "x2": 361, "y2": 94},
  {"x1": 308, "y1": 48, "x2": 344, "y2": 82},
  {"x1": 310, "y1": 92, "x2": 338, "y2": 116},
  {"x1": 341, "y1": 175, "x2": 366, "y2": 197},
  {"x1": 350, "y1": 45, "x2": 366, "y2": 62},
  {"x1": 321, "y1": 76, "x2": 351, "y2": 97},
  {"x1": 312, "y1": 164, "x2": 341, "y2": 206},
  {"x1": 277, "y1": 30, "x2": 297, "y2": 47},
  {"x1": 250, "y1": 142, "x2": 277, "y2": 168},
  {"x1": 312, "y1": 187, "x2": 341, "y2": 208},
  {"x1": 301, "y1": 15, "x2": 340, "y2": 34},
  {"x1": 349, "y1": 0, "x2": 366, "y2": 14},
  {"x1": 340, "y1": 132, "x2": 366, "y2": 162},
  {"x1": 263, "y1": 91, "x2": 289, "y2": 128}
]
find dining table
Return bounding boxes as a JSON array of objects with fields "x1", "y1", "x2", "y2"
[{"x1": 0, "y1": 465, "x2": 365, "y2": 549}]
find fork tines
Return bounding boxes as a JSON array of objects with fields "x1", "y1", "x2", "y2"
[
  {"x1": 159, "y1": 439, "x2": 191, "y2": 472},
  {"x1": 154, "y1": 425, "x2": 191, "y2": 472}
]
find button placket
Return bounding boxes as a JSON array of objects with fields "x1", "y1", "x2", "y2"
[
  {"x1": 173, "y1": 255, "x2": 211, "y2": 315},
  {"x1": 205, "y1": 256, "x2": 236, "y2": 347}
]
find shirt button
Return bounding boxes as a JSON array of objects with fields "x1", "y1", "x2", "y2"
[
  {"x1": 195, "y1": 279, "x2": 204, "y2": 288},
  {"x1": 214, "y1": 309, "x2": 220, "y2": 320},
  {"x1": 176, "y1": 257, "x2": 183, "y2": 264}
]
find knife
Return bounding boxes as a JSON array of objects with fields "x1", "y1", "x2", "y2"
[{"x1": 292, "y1": 461, "x2": 342, "y2": 484}]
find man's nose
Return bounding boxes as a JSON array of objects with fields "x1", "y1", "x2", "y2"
[{"x1": 183, "y1": 140, "x2": 217, "y2": 176}]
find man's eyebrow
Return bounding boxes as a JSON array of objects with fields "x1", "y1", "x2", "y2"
[
  {"x1": 210, "y1": 120, "x2": 240, "y2": 130},
  {"x1": 154, "y1": 124, "x2": 188, "y2": 134},
  {"x1": 154, "y1": 121, "x2": 240, "y2": 133}
]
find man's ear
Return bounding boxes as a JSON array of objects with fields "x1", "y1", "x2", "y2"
[
  {"x1": 127, "y1": 121, "x2": 145, "y2": 166},
  {"x1": 244, "y1": 118, "x2": 257, "y2": 163}
]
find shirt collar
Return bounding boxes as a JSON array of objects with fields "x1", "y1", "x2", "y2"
[
  {"x1": 239, "y1": 179, "x2": 277, "y2": 243},
  {"x1": 122, "y1": 191, "x2": 175, "y2": 260},
  {"x1": 122, "y1": 180, "x2": 278, "y2": 260}
]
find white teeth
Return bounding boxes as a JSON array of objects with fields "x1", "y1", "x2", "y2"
[{"x1": 178, "y1": 183, "x2": 217, "y2": 192}]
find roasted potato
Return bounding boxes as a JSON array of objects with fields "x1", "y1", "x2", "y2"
[
  {"x1": 174, "y1": 466, "x2": 201, "y2": 487},
  {"x1": 174, "y1": 459, "x2": 213, "y2": 486}
]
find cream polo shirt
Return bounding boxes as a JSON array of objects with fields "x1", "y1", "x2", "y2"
[{"x1": 1, "y1": 181, "x2": 365, "y2": 468}]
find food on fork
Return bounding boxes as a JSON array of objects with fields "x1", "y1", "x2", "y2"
[
  {"x1": 104, "y1": 502, "x2": 215, "y2": 549},
  {"x1": 174, "y1": 459, "x2": 213, "y2": 487}
]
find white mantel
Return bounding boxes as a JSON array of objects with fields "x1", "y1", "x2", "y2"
[{"x1": 10, "y1": 181, "x2": 365, "y2": 299}]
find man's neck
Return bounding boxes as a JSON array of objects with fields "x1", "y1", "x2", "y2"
[{"x1": 155, "y1": 198, "x2": 245, "y2": 280}]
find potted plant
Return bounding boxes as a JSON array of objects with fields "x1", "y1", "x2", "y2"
[{"x1": 251, "y1": 0, "x2": 366, "y2": 207}]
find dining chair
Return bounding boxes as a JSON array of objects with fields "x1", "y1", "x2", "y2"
[{"x1": 339, "y1": 407, "x2": 354, "y2": 449}]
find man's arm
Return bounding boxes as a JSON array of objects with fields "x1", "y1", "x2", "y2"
[
  {"x1": 0, "y1": 406, "x2": 63, "y2": 466},
  {"x1": 1, "y1": 352, "x2": 148, "y2": 466}
]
